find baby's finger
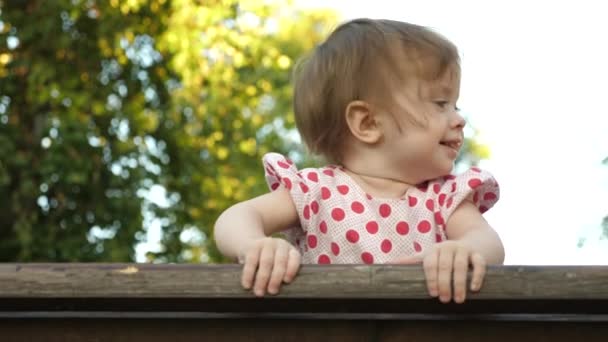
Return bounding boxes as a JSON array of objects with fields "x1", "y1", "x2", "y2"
[
  {"x1": 241, "y1": 247, "x2": 260, "y2": 290},
  {"x1": 253, "y1": 243, "x2": 275, "y2": 297},
  {"x1": 437, "y1": 249, "x2": 454, "y2": 303},
  {"x1": 283, "y1": 248, "x2": 301, "y2": 283},
  {"x1": 469, "y1": 252, "x2": 487, "y2": 292},
  {"x1": 422, "y1": 250, "x2": 439, "y2": 298},
  {"x1": 267, "y1": 245, "x2": 289, "y2": 295},
  {"x1": 452, "y1": 249, "x2": 469, "y2": 303}
]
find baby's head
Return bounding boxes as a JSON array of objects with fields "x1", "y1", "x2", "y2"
[{"x1": 293, "y1": 18, "x2": 461, "y2": 164}]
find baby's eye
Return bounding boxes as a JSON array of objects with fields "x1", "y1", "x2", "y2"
[
  {"x1": 435, "y1": 101, "x2": 460, "y2": 112},
  {"x1": 434, "y1": 101, "x2": 449, "y2": 108}
]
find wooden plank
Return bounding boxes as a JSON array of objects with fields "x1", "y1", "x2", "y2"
[
  {"x1": 2, "y1": 264, "x2": 608, "y2": 341},
  {"x1": 1, "y1": 319, "x2": 608, "y2": 342},
  {"x1": 1, "y1": 263, "x2": 608, "y2": 299}
]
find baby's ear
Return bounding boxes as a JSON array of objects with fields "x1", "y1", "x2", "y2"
[{"x1": 344, "y1": 100, "x2": 382, "y2": 144}]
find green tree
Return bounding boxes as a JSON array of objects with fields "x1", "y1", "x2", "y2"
[
  {"x1": 0, "y1": 0, "x2": 338, "y2": 262},
  {"x1": 152, "y1": 0, "x2": 340, "y2": 262},
  {"x1": 0, "y1": 0, "x2": 178, "y2": 261},
  {"x1": 0, "y1": 0, "x2": 488, "y2": 263}
]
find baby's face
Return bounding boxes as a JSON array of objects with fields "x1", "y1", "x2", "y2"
[{"x1": 378, "y1": 68, "x2": 465, "y2": 183}]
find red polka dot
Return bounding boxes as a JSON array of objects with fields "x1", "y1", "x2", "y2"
[
  {"x1": 425, "y1": 199, "x2": 434, "y2": 211},
  {"x1": 318, "y1": 254, "x2": 331, "y2": 264},
  {"x1": 299, "y1": 182, "x2": 309, "y2": 193},
  {"x1": 323, "y1": 169, "x2": 334, "y2": 177},
  {"x1": 417, "y1": 220, "x2": 431, "y2": 233},
  {"x1": 331, "y1": 208, "x2": 345, "y2": 221},
  {"x1": 366, "y1": 221, "x2": 379, "y2": 234},
  {"x1": 319, "y1": 221, "x2": 327, "y2": 233},
  {"x1": 271, "y1": 182, "x2": 280, "y2": 190},
  {"x1": 307, "y1": 234, "x2": 317, "y2": 248},
  {"x1": 331, "y1": 242, "x2": 340, "y2": 256},
  {"x1": 337, "y1": 185, "x2": 349, "y2": 195},
  {"x1": 446, "y1": 197, "x2": 454, "y2": 208},
  {"x1": 473, "y1": 192, "x2": 479, "y2": 203},
  {"x1": 438, "y1": 193, "x2": 446, "y2": 206},
  {"x1": 346, "y1": 229, "x2": 360, "y2": 243},
  {"x1": 266, "y1": 166, "x2": 275, "y2": 175},
  {"x1": 396, "y1": 221, "x2": 409, "y2": 235},
  {"x1": 321, "y1": 187, "x2": 331, "y2": 200},
  {"x1": 471, "y1": 167, "x2": 481, "y2": 173},
  {"x1": 277, "y1": 161, "x2": 290, "y2": 169},
  {"x1": 484, "y1": 192, "x2": 497, "y2": 201},
  {"x1": 286, "y1": 158, "x2": 293, "y2": 165},
  {"x1": 296, "y1": 172, "x2": 303, "y2": 179},
  {"x1": 361, "y1": 252, "x2": 374, "y2": 264},
  {"x1": 308, "y1": 201, "x2": 318, "y2": 215},
  {"x1": 451, "y1": 182, "x2": 457, "y2": 193},
  {"x1": 414, "y1": 242, "x2": 422, "y2": 253},
  {"x1": 480, "y1": 205, "x2": 489, "y2": 213},
  {"x1": 381, "y1": 239, "x2": 392, "y2": 253},
  {"x1": 436, "y1": 234, "x2": 443, "y2": 242},
  {"x1": 417, "y1": 182, "x2": 428, "y2": 192},
  {"x1": 445, "y1": 174, "x2": 456, "y2": 180},
  {"x1": 468, "y1": 178, "x2": 482, "y2": 189},
  {"x1": 366, "y1": 194, "x2": 373, "y2": 200},
  {"x1": 408, "y1": 195, "x2": 418, "y2": 207},
  {"x1": 433, "y1": 183, "x2": 441, "y2": 194},
  {"x1": 434, "y1": 212, "x2": 445, "y2": 225},
  {"x1": 303, "y1": 205, "x2": 310, "y2": 219},
  {"x1": 379, "y1": 204, "x2": 392, "y2": 218},
  {"x1": 351, "y1": 201, "x2": 364, "y2": 214},
  {"x1": 283, "y1": 178, "x2": 292, "y2": 190},
  {"x1": 307, "y1": 172, "x2": 319, "y2": 182}
]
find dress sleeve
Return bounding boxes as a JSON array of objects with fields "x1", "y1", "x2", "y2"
[
  {"x1": 438, "y1": 167, "x2": 500, "y2": 221},
  {"x1": 262, "y1": 152, "x2": 319, "y2": 233}
]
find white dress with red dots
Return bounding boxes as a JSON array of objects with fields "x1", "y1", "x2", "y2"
[{"x1": 263, "y1": 152, "x2": 500, "y2": 265}]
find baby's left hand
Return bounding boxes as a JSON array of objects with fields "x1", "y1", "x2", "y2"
[{"x1": 391, "y1": 241, "x2": 486, "y2": 304}]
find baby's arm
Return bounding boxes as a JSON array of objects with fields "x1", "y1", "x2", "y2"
[
  {"x1": 214, "y1": 188, "x2": 301, "y2": 296},
  {"x1": 446, "y1": 200, "x2": 505, "y2": 264}
]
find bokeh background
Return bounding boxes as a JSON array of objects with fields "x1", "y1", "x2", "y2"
[{"x1": 0, "y1": 0, "x2": 605, "y2": 264}]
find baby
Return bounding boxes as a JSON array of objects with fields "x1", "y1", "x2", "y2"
[{"x1": 214, "y1": 18, "x2": 504, "y2": 303}]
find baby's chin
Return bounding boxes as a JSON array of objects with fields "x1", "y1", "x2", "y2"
[
  {"x1": 433, "y1": 163, "x2": 456, "y2": 179},
  {"x1": 435, "y1": 161, "x2": 455, "y2": 178}
]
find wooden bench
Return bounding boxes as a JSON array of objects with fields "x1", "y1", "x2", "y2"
[{"x1": 1, "y1": 263, "x2": 607, "y2": 341}]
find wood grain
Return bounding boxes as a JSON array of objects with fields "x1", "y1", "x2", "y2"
[
  {"x1": 0, "y1": 264, "x2": 607, "y2": 299},
  {"x1": 2, "y1": 264, "x2": 608, "y2": 341}
]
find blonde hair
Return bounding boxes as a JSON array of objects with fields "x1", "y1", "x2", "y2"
[{"x1": 293, "y1": 18, "x2": 460, "y2": 164}]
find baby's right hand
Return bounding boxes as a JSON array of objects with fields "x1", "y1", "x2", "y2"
[{"x1": 239, "y1": 237, "x2": 301, "y2": 297}]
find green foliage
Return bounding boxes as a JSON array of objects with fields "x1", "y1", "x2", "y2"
[
  {"x1": 0, "y1": 0, "x2": 488, "y2": 263},
  {"x1": 0, "y1": 0, "x2": 176, "y2": 261}
]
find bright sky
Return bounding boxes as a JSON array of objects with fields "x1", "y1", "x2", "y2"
[{"x1": 295, "y1": 0, "x2": 608, "y2": 265}]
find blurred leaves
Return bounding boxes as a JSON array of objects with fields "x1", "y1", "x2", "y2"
[{"x1": 0, "y1": 0, "x2": 488, "y2": 263}]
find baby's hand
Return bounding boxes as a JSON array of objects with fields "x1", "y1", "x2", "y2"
[
  {"x1": 239, "y1": 237, "x2": 301, "y2": 297},
  {"x1": 391, "y1": 241, "x2": 486, "y2": 304}
]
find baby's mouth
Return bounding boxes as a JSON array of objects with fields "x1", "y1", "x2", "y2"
[
  {"x1": 439, "y1": 139, "x2": 462, "y2": 154},
  {"x1": 439, "y1": 140, "x2": 462, "y2": 151}
]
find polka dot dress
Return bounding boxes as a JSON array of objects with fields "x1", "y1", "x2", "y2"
[{"x1": 263, "y1": 153, "x2": 500, "y2": 264}]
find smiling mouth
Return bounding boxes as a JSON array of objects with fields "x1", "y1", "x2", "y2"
[{"x1": 439, "y1": 140, "x2": 462, "y2": 150}]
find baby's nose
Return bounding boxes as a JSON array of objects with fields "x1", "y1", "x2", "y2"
[{"x1": 452, "y1": 111, "x2": 466, "y2": 129}]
